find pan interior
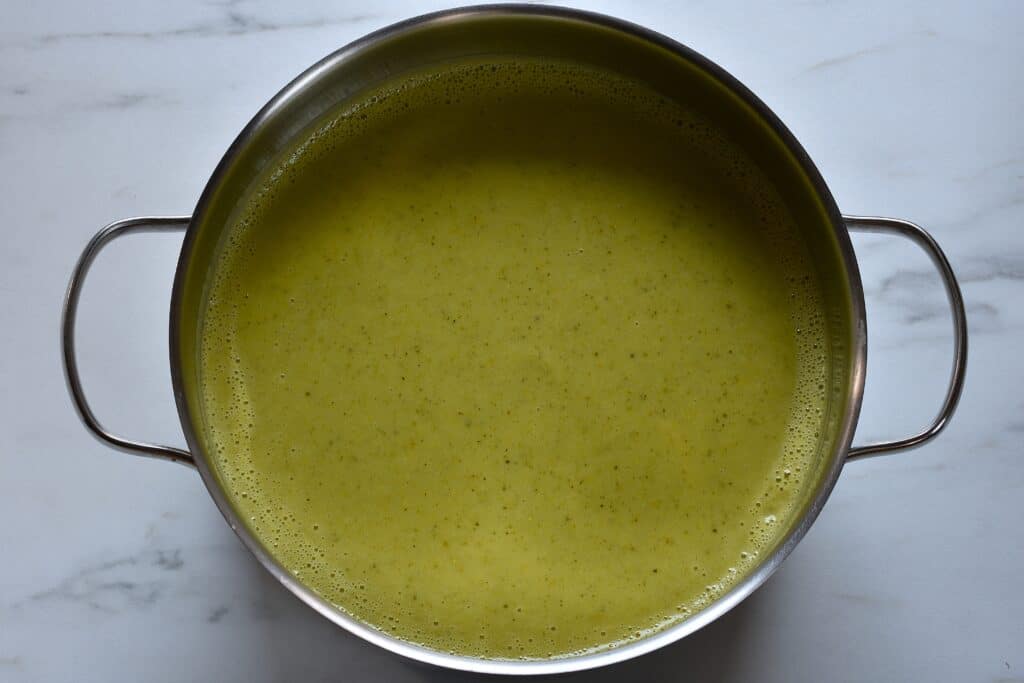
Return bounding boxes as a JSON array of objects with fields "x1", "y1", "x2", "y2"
[{"x1": 175, "y1": 10, "x2": 854, "y2": 665}]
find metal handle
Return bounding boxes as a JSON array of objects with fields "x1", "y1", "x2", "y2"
[
  {"x1": 61, "y1": 216, "x2": 194, "y2": 467},
  {"x1": 844, "y1": 215, "x2": 968, "y2": 461}
]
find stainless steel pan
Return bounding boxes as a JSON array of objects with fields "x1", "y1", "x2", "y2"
[{"x1": 61, "y1": 5, "x2": 967, "y2": 675}]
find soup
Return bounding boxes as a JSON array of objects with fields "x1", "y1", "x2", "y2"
[{"x1": 199, "y1": 59, "x2": 830, "y2": 658}]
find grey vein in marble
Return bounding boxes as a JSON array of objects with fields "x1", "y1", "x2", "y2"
[
  {"x1": 207, "y1": 605, "x2": 230, "y2": 623},
  {"x1": 19, "y1": 549, "x2": 184, "y2": 614},
  {"x1": 0, "y1": 657, "x2": 24, "y2": 670},
  {"x1": 89, "y1": 92, "x2": 176, "y2": 110},
  {"x1": 833, "y1": 592, "x2": 902, "y2": 608},
  {"x1": 27, "y1": 12, "x2": 378, "y2": 47},
  {"x1": 954, "y1": 157, "x2": 1024, "y2": 183},
  {"x1": 871, "y1": 253, "x2": 1024, "y2": 305},
  {"x1": 803, "y1": 28, "x2": 938, "y2": 73},
  {"x1": 940, "y1": 195, "x2": 1024, "y2": 233}
]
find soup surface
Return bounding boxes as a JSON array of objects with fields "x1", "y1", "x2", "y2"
[{"x1": 200, "y1": 59, "x2": 831, "y2": 658}]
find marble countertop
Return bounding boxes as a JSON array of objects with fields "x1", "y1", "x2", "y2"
[{"x1": 2, "y1": 1, "x2": 1021, "y2": 681}]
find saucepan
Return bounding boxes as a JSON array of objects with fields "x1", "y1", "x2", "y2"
[{"x1": 61, "y1": 5, "x2": 967, "y2": 675}]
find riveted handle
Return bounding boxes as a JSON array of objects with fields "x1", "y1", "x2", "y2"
[
  {"x1": 844, "y1": 215, "x2": 968, "y2": 461},
  {"x1": 62, "y1": 216, "x2": 194, "y2": 467}
]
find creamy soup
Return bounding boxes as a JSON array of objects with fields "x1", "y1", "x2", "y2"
[{"x1": 199, "y1": 59, "x2": 830, "y2": 658}]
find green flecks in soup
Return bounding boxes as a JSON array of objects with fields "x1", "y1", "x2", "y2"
[{"x1": 200, "y1": 60, "x2": 830, "y2": 659}]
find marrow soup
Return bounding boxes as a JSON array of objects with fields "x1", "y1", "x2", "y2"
[{"x1": 199, "y1": 59, "x2": 832, "y2": 658}]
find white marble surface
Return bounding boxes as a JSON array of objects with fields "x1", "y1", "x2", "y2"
[{"x1": 2, "y1": 1, "x2": 1022, "y2": 681}]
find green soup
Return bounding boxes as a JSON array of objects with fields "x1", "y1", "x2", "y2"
[{"x1": 200, "y1": 59, "x2": 830, "y2": 658}]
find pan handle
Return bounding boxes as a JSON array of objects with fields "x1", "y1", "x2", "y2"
[
  {"x1": 61, "y1": 216, "x2": 195, "y2": 467},
  {"x1": 844, "y1": 215, "x2": 968, "y2": 461}
]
